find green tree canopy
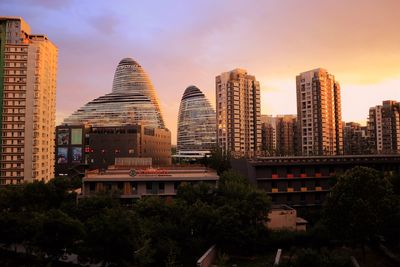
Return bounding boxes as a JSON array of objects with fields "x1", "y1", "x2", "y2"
[
  {"x1": 31, "y1": 209, "x2": 85, "y2": 260},
  {"x1": 323, "y1": 166, "x2": 398, "y2": 246}
]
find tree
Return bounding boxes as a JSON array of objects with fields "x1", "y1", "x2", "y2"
[
  {"x1": 31, "y1": 209, "x2": 85, "y2": 260},
  {"x1": 0, "y1": 211, "x2": 35, "y2": 248},
  {"x1": 74, "y1": 194, "x2": 120, "y2": 223},
  {"x1": 208, "y1": 147, "x2": 231, "y2": 175},
  {"x1": 219, "y1": 170, "x2": 248, "y2": 186},
  {"x1": 214, "y1": 171, "x2": 271, "y2": 254},
  {"x1": 176, "y1": 182, "x2": 215, "y2": 205},
  {"x1": 323, "y1": 166, "x2": 398, "y2": 253},
  {"x1": 83, "y1": 207, "x2": 146, "y2": 266}
]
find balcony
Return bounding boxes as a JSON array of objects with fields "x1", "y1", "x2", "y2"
[
  {"x1": 287, "y1": 188, "x2": 294, "y2": 192},
  {"x1": 300, "y1": 187, "x2": 307, "y2": 192},
  {"x1": 271, "y1": 188, "x2": 278, "y2": 193},
  {"x1": 315, "y1": 186, "x2": 322, "y2": 191},
  {"x1": 271, "y1": 174, "x2": 279, "y2": 179},
  {"x1": 300, "y1": 173, "x2": 307, "y2": 178},
  {"x1": 315, "y1": 173, "x2": 321, "y2": 178},
  {"x1": 287, "y1": 174, "x2": 294, "y2": 178}
]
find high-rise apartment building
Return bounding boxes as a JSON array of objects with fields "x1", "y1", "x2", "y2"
[
  {"x1": 177, "y1": 85, "x2": 216, "y2": 157},
  {"x1": 216, "y1": 69, "x2": 261, "y2": 158},
  {"x1": 261, "y1": 115, "x2": 298, "y2": 156},
  {"x1": 276, "y1": 115, "x2": 298, "y2": 156},
  {"x1": 0, "y1": 17, "x2": 57, "y2": 184},
  {"x1": 261, "y1": 115, "x2": 276, "y2": 156},
  {"x1": 296, "y1": 68, "x2": 343, "y2": 156},
  {"x1": 368, "y1": 100, "x2": 400, "y2": 154},
  {"x1": 343, "y1": 122, "x2": 370, "y2": 155}
]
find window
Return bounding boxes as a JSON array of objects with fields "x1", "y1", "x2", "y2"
[
  {"x1": 89, "y1": 183, "x2": 95, "y2": 191},
  {"x1": 174, "y1": 182, "x2": 180, "y2": 191},
  {"x1": 131, "y1": 182, "x2": 137, "y2": 194},
  {"x1": 104, "y1": 183, "x2": 112, "y2": 191},
  {"x1": 117, "y1": 182, "x2": 123, "y2": 191},
  {"x1": 159, "y1": 182, "x2": 165, "y2": 192},
  {"x1": 146, "y1": 182, "x2": 152, "y2": 193}
]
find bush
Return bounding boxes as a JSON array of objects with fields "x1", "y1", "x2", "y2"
[{"x1": 280, "y1": 248, "x2": 352, "y2": 267}]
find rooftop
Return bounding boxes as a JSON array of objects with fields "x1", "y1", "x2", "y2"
[
  {"x1": 84, "y1": 167, "x2": 219, "y2": 182},
  {"x1": 251, "y1": 154, "x2": 400, "y2": 166}
]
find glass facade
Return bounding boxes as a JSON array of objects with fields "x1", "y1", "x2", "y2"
[
  {"x1": 177, "y1": 86, "x2": 216, "y2": 153},
  {"x1": 63, "y1": 58, "x2": 165, "y2": 128}
]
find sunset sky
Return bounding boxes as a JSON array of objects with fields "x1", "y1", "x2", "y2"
[{"x1": 2, "y1": 0, "x2": 400, "y2": 144}]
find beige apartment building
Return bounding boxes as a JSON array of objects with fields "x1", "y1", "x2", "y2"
[
  {"x1": 261, "y1": 115, "x2": 298, "y2": 156},
  {"x1": 276, "y1": 115, "x2": 298, "y2": 156},
  {"x1": 296, "y1": 68, "x2": 343, "y2": 156},
  {"x1": 0, "y1": 17, "x2": 57, "y2": 184},
  {"x1": 368, "y1": 100, "x2": 400, "y2": 154},
  {"x1": 216, "y1": 68, "x2": 261, "y2": 158},
  {"x1": 261, "y1": 115, "x2": 277, "y2": 156}
]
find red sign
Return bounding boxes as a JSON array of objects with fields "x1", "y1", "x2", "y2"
[{"x1": 134, "y1": 169, "x2": 168, "y2": 175}]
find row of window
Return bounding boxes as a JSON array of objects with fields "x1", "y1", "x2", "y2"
[
  {"x1": 2, "y1": 147, "x2": 23, "y2": 153},
  {"x1": 271, "y1": 193, "x2": 322, "y2": 203},
  {"x1": 4, "y1": 46, "x2": 27, "y2": 52},
  {"x1": 4, "y1": 69, "x2": 26, "y2": 75},
  {"x1": 3, "y1": 77, "x2": 26, "y2": 83},
  {"x1": 4, "y1": 54, "x2": 27, "y2": 60}
]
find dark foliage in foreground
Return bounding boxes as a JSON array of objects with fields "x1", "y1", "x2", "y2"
[
  {"x1": 0, "y1": 166, "x2": 399, "y2": 266},
  {"x1": 0, "y1": 172, "x2": 271, "y2": 266}
]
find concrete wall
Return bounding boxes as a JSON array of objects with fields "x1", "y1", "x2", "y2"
[
  {"x1": 267, "y1": 208, "x2": 297, "y2": 231},
  {"x1": 197, "y1": 245, "x2": 217, "y2": 267}
]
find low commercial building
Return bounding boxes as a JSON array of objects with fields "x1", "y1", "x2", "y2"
[
  {"x1": 232, "y1": 155, "x2": 400, "y2": 207},
  {"x1": 267, "y1": 205, "x2": 307, "y2": 231},
  {"x1": 79, "y1": 166, "x2": 219, "y2": 202}
]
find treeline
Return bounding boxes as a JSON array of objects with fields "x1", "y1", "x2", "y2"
[
  {"x1": 0, "y1": 166, "x2": 399, "y2": 266},
  {"x1": 0, "y1": 170, "x2": 270, "y2": 266}
]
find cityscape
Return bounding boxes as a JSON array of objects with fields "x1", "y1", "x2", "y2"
[{"x1": 1, "y1": 1, "x2": 400, "y2": 267}]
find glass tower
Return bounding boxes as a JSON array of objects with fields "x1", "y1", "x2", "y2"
[
  {"x1": 177, "y1": 86, "x2": 216, "y2": 155},
  {"x1": 64, "y1": 58, "x2": 165, "y2": 128}
]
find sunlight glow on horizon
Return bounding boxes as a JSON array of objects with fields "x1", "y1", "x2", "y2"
[{"x1": 4, "y1": 0, "x2": 399, "y2": 144}]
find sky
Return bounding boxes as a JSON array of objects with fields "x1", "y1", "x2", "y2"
[{"x1": 1, "y1": 0, "x2": 400, "y2": 144}]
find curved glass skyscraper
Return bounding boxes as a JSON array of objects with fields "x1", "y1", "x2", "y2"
[
  {"x1": 63, "y1": 58, "x2": 165, "y2": 128},
  {"x1": 177, "y1": 86, "x2": 216, "y2": 156}
]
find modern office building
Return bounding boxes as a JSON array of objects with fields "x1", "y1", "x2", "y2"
[
  {"x1": 296, "y1": 68, "x2": 343, "y2": 156},
  {"x1": 55, "y1": 124, "x2": 171, "y2": 177},
  {"x1": 368, "y1": 100, "x2": 400, "y2": 154},
  {"x1": 216, "y1": 68, "x2": 261, "y2": 158},
  {"x1": 176, "y1": 85, "x2": 216, "y2": 158},
  {"x1": 232, "y1": 155, "x2": 400, "y2": 207},
  {"x1": 63, "y1": 58, "x2": 165, "y2": 128},
  {"x1": 0, "y1": 17, "x2": 57, "y2": 184},
  {"x1": 343, "y1": 122, "x2": 370, "y2": 155}
]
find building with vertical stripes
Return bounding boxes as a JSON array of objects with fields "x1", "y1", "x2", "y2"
[{"x1": 0, "y1": 17, "x2": 57, "y2": 184}]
